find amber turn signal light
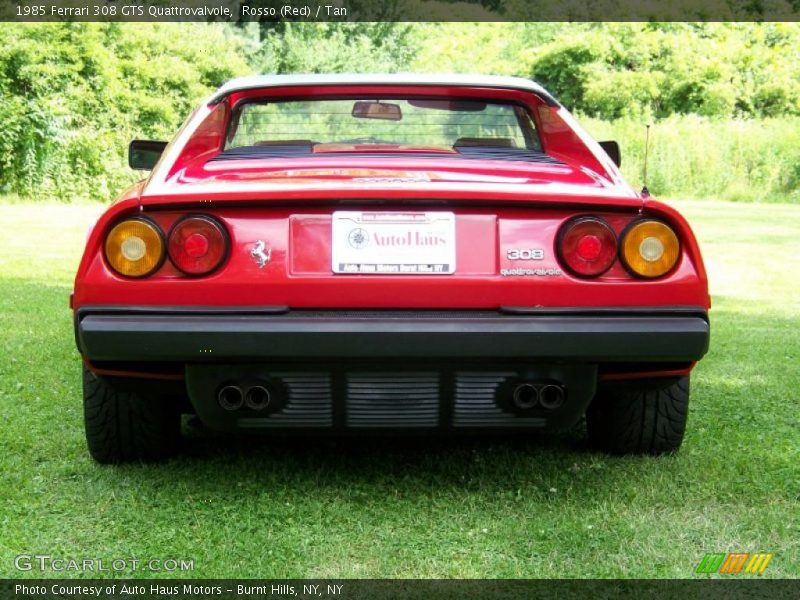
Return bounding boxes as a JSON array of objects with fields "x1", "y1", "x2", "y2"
[
  {"x1": 104, "y1": 218, "x2": 165, "y2": 278},
  {"x1": 621, "y1": 219, "x2": 680, "y2": 278}
]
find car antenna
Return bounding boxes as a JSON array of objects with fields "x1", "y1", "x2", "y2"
[{"x1": 641, "y1": 123, "x2": 651, "y2": 197}]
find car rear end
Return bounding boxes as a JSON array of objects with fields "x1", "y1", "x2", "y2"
[{"x1": 73, "y1": 76, "x2": 710, "y2": 461}]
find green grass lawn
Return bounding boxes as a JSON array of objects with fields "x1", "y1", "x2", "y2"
[{"x1": 0, "y1": 200, "x2": 798, "y2": 579}]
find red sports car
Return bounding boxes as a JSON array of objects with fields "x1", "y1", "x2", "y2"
[{"x1": 72, "y1": 74, "x2": 710, "y2": 463}]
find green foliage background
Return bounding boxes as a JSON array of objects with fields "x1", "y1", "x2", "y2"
[
  {"x1": 0, "y1": 23, "x2": 251, "y2": 200},
  {"x1": 1, "y1": 22, "x2": 799, "y2": 202}
]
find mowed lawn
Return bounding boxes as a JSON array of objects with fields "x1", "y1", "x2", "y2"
[{"x1": 0, "y1": 200, "x2": 797, "y2": 579}]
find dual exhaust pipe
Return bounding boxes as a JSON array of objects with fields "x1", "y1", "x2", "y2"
[
  {"x1": 220, "y1": 380, "x2": 563, "y2": 414},
  {"x1": 511, "y1": 382, "x2": 565, "y2": 411},
  {"x1": 218, "y1": 384, "x2": 271, "y2": 412}
]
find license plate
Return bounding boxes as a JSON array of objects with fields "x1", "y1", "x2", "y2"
[{"x1": 332, "y1": 211, "x2": 456, "y2": 275}]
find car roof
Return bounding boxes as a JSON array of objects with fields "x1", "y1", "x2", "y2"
[{"x1": 208, "y1": 73, "x2": 561, "y2": 107}]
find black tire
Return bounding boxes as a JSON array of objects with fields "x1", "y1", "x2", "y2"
[
  {"x1": 586, "y1": 376, "x2": 690, "y2": 455},
  {"x1": 83, "y1": 367, "x2": 180, "y2": 464}
]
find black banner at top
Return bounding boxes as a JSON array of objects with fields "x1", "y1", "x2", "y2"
[{"x1": 2, "y1": 0, "x2": 800, "y2": 22}]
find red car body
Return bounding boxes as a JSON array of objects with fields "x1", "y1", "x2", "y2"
[{"x1": 73, "y1": 75, "x2": 710, "y2": 461}]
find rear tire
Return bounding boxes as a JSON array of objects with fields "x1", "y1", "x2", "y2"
[
  {"x1": 586, "y1": 376, "x2": 690, "y2": 455},
  {"x1": 83, "y1": 367, "x2": 180, "y2": 464}
]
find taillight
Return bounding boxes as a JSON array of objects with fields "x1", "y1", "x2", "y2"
[
  {"x1": 621, "y1": 219, "x2": 680, "y2": 278},
  {"x1": 167, "y1": 215, "x2": 229, "y2": 276},
  {"x1": 557, "y1": 217, "x2": 618, "y2": 277},
  {"x1": 104, "y1": 218, "x2": 165, "y2": 278}
]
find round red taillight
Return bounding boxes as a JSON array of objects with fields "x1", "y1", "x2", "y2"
[
  {"x1": 557, "y1": 217, "x2": 618, "y2": 277},
  {"x1": 168, "y1": 216, "x2": 228, "y2": 276}
]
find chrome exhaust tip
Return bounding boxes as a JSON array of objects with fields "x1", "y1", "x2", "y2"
[
  {"x1": 512, "y1": 383, "x2": 539, "y2": 410},
  {"x1": 244, "y1": 385, "x2": 271, "y2": 411},
  {"x1": 218, "y1": 385, "x2": 244, "y2": 411},
  {"x1": 539, "y1": 384, "x2": 565, "y2": 410}
]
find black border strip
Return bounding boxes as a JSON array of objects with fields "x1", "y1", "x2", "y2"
[{"x1": 2, "y1": 578, "x2": 797, "y2": 600}]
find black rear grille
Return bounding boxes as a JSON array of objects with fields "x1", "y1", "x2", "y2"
[
  {"x1": 453, "y1": 372, "x2": 546, "y2": 428},
  {"x1": 232, "y1": 370, "x2": 556, "y2": 429},
  {"x1": 345, "y1": 372, "x2": 440, "y2": 428},
  {"x1": 454, "y1": 146, "x2": 564, "y2": 164},
  {"x1": 212, "y1": 144, "x2": 312, "y2": 160},
  {"x1": 208, "y1": 146, "x2": 564, "y2": 166},
  {"x1": 191, "y1": 364, "x2": 592, "y2": 432},
  {"x1": 238, "y1": 372, "x2": 332, "y2": 428}
]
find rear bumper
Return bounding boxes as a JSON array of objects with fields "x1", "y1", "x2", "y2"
[
  {"x1": 75, "y1": 306, "x2": 709, "y2": 363},
  {"x1": 76, "y1": 306, "x2": 708, "y2": 433}
]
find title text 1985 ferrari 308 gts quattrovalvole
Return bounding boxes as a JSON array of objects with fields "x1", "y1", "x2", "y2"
[{"x1": 72, "y1": 74, "x2": 710, "y2": 463}]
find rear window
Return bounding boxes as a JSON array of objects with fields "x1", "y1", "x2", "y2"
[{"x1": 225, "y1": 98, "x2": 541, "y2": 152}]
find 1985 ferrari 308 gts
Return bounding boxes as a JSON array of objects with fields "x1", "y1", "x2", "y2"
[{"x1": 72, "y1": 74, "x2": 710, "y2": 463}]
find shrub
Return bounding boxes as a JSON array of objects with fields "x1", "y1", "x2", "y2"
[
  {"x1": 579, "y1": 115, "x2": 800, "y2": 203},
  {"x1": 0, "y1": 23, "x2": 251, "y2": 201}
]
